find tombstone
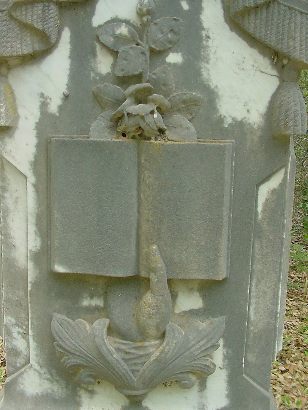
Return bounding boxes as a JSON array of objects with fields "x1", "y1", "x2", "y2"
[{"x1": 0, "y1": 0, "x2": 307, "y2": 409}]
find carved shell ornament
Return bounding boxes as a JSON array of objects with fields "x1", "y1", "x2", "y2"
[
  {"x1": 0, "y1": 0, "x2": 86, "y2": 130},
  {"x1": 90, "y1": 0, "x2": 202, "y2": 142},
  {"x1": 230, "y1": 0, "x2": 308, "y2": 139}
]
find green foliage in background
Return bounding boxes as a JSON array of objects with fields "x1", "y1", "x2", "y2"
[{"x1": 272, "y1": 71, "x2": 308, "y2": 410}]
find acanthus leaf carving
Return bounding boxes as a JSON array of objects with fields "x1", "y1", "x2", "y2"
[
  {"x1": 52, "y1": 315, "x2": 136, "y2": 388},
  {"x1": 52, "y1": 314, "x2": 224, "y2": 401},
  {"x1": 51, "y1": 244, "x2": 225, "y2": 404}
]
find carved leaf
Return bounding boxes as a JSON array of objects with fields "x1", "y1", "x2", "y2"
[
  {"x1": 168, "y1": 92, "x2": 202, "y2": 120},
  {"x1": 52, "y1": 314, "x2": 225, "y2": 396},
  {"x1": 148, "y1": 65, "x2": 175, "y2": 97},
  {"x1": 164, "y1": 114, "x2": 197, "y2": 141},
  {"x1": 114, "y1": 45, "x2": 148, "y2": 77},
  {"x1": 51, "y1": 314, "x2": 136, "y2": 388},
  {"x1": 92, "y1": 319, "x2": 136, "y2": 385},
  {"x1": 89, "y1": 111, "x2": 116, "y2": 140},
  {"x1": 136, "y1": 317, "x2": 225, "y2": 389},
  {"x1": 93, "y1": 83, "x2": 125, "y2": 109},
  {"x1": 78, "y1": 369, "x2": 98, "y2": 385},
  {"x1": 51, "y1": 314, "x2": 102, "y2": 370},
  {"x1": 148, "y1": 17, "x2": 183, "y2": 51},
  {"x1": 97, "y1": 21, "x2": 140, "y2": 51}
]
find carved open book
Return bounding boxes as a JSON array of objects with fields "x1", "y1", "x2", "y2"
[{"x1": 49, "y1": 138, "x2": 233, "y2": 279}]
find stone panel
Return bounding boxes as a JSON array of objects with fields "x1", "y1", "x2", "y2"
[
  {"x1": 50, "y1": 139, "x2": 234, "y2": 279},
  {"x1": 0, "y1": 157, "x2": 29, "y2": 377}
]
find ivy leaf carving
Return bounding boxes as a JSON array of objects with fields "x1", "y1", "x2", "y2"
[
  {"x1": 89, "y1": 111, "x2": 116, "y2": 140},
  {"x1": 164, "y1": 114, "x2": 197, "y2": 141},
  {"x1": 149, "y1": 65, "x2": 175, "y2": 97},
  {"x1": 148, "y1": 17, "x2": 183, "y2": 51},
  {"x1": 97, "y1": 21, "x2": 140, "y2": 51},
  {"x1": 168, "y1": 92, "x2": 202, "y2": 120},
  {"x1": 114, "y1": 45, "x2": 148, "y2": 77},
  {"x1": 93, "y1": 83, "x2": 125, "y2": 109}
]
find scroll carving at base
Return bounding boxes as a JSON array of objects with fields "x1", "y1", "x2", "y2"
[{"x1": 51, "y1": 314, "x2": 224, "y2": 399}]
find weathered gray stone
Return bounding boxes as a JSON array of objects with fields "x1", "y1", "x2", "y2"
[
  {"x1": 50, "y1": 138, "x2": 233, "y2": 279},
  {"x1": 0, "y1": 0, "x2": 305, "y2": 409}
]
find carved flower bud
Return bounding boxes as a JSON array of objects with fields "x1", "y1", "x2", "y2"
[{"x1": 136, "y1": 0, "x2": 155, "y2": 17}]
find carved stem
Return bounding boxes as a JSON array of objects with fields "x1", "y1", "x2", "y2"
[
  {"x1": 148, "y1": 244, "x2": 169, "y2": 297},
  {"x1": 141, "y1": 16, "x2": 151, "y2": 82}
]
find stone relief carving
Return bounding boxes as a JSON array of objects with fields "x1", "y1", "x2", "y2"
[
  {"x1": 51, "y1": 2, "x2": 224, "y2": 406},
  {"x1": 90, "y1": 0, "x2": 202, "y2": 141},
  {"x1": 0, "y1": 0, "x2": 86, "y2": 130},
  {"x1": 52, "y1": 245, "x2": 225, "y2": 405},
  {"x1": 230, "y1": 0, "x2": 308, "y2": 139}
]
